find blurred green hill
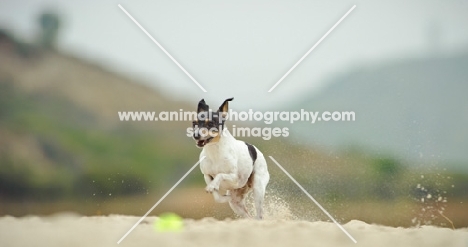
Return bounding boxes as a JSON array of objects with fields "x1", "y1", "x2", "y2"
[{"x1": 0, "y1": 30, "x2": 199, "y2": 200}]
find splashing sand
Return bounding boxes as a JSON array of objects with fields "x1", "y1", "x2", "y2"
[{"x1": 245, "y1": 193, "x2": 297, "y2": 220}]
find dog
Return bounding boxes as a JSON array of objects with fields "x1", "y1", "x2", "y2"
[{"x1": 192, "y1": 97, "x2": 270, "y2": 219}]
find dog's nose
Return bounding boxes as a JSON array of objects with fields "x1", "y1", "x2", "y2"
[{"x1": 193, "y1": 131, "x2": 200, "y2": 140}]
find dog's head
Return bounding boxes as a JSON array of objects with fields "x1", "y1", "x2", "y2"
[{"x1": 192, "y1": 97, "x2": 233, "y2": 148}]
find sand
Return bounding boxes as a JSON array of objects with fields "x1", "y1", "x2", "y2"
[{"x1": 0, "y1": 214, "x2": 467, "y2": 247}]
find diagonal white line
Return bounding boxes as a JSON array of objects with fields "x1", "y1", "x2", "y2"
[
  {"x1": 268, "y1": 5, "x2": 356, "y2": 92},
  {"x1": 118, "y1": 4, "x2": 207, "y2": 92},
  {"x1": 268, "y1": 156, "x2": 357, "y2": 244},
  {"x1": 117, "y1": 156, "x2": 206, "y2": 244}
]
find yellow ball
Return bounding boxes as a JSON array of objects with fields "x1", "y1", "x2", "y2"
[{"x1": 154, "y1": 213, "x2": 184, "y2": 232}]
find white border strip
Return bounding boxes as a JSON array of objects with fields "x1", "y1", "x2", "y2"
[
  {"x1": 118, "y1": 4, "x2": 207, "y2": 92},
  {"x1": 117, "y1": 156, "x2": 205, "y2": 244},
  {"x1": 268, "y1": 156, "x2": 357, "y2": 244},
  {"x1": 267, "y1": 5, "x2": 356, "y2": 92}
]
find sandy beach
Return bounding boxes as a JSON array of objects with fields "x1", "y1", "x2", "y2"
[{"x1": 0, "y1": 214, "x2": 466, "y2": 247}]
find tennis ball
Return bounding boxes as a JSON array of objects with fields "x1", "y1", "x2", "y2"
[{"x1": 154, "y1": 213, "x2": 184, "y2": 232}]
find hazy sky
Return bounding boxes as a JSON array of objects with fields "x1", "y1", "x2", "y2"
[{"x1": 1, "y1": 0, "x2": 468, "y2": 110}]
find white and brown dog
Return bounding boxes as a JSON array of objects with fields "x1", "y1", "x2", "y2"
[{"x1": 192, "y1": 98, "x2": 270, "y2": 219}]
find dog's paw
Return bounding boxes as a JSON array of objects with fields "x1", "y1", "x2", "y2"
[{"x1": 205, "y1": 183, "x2": 219, "y2": 193}]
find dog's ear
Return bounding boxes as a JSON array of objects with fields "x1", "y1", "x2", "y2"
[
  {"x1": 218, "y1": 97, "x2": 234, "y2": 119},
  {"x1": 197, "y1": 99, "x2": 209, "y2": 113}
]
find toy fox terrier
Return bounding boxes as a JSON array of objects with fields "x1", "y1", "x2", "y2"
[{"x1": 192, "y1": 97, "x2": 270, "y2": 219}]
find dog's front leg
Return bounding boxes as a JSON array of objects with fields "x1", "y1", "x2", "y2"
[
  {"x1": 212, "y1": 191, "x2": 231, "y2": 203},
  {"x1": 204, "y1": 175, "x2": 231, "y2": 203},
  {"x1": 207, "y1": 173, "x2": 240, "y2": 193},
  {"x1": 204, "y1": 174, "x2": 219, "y2": 192}
]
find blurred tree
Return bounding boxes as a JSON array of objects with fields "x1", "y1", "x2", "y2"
[
  {"x1": 372, "y1": 157, "x2": 402, "y2": 200},
  {"x1": 375, "y1": 157, "x2": 401, "y2": 178},
  {"x1": 0, "y1": 79, "x2": 15, "y2": 121},
  {"x1": 37, "y1": 10, "x2": 61, "y2": 49}
]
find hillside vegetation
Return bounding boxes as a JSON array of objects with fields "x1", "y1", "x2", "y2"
[
  {"x1": 290, "y1": 52, "x2": 468, "y2": 169},
  {"x1": 0, "y1": 32, "x2": 199, "y2": 200}
]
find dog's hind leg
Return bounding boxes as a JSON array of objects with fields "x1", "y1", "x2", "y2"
[
  {"x1": 212, "y1": 191, "x2": 231, "y2": 203},
  {"x1": 253, "y1": 158, "x2": 270, "y2": 220},
  {"x1": 253, "y1": 180, "x2": 266, "y2": 219},
  {"x1": 229, "y1": 189, "x2": 251, "y2": 218}
]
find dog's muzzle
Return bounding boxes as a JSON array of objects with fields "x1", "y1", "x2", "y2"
[
  {"x1": 195, "y1": 137, "x2": 213, "y2": 147},
  {"x1": 193, "y1": 129, "x2": 214, "y2": 147}
]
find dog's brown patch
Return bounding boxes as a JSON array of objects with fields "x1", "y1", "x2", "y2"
[
  {"x1": 246, "y1": 171, "x2": 255, "y2": 188},
  {"x1": 235, "y1": 171, "x2": 255, "y2": 196},
  {"x1": 209, "y1": 133, "x2": 221, "y2": 143}
]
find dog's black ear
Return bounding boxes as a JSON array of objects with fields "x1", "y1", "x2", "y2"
[
  {"x1": 218, "y1": 97, "x2": 234, "y2": 119},
  {"x1": 197, "y1": 99, "x2": 209, "y2": 113}
]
